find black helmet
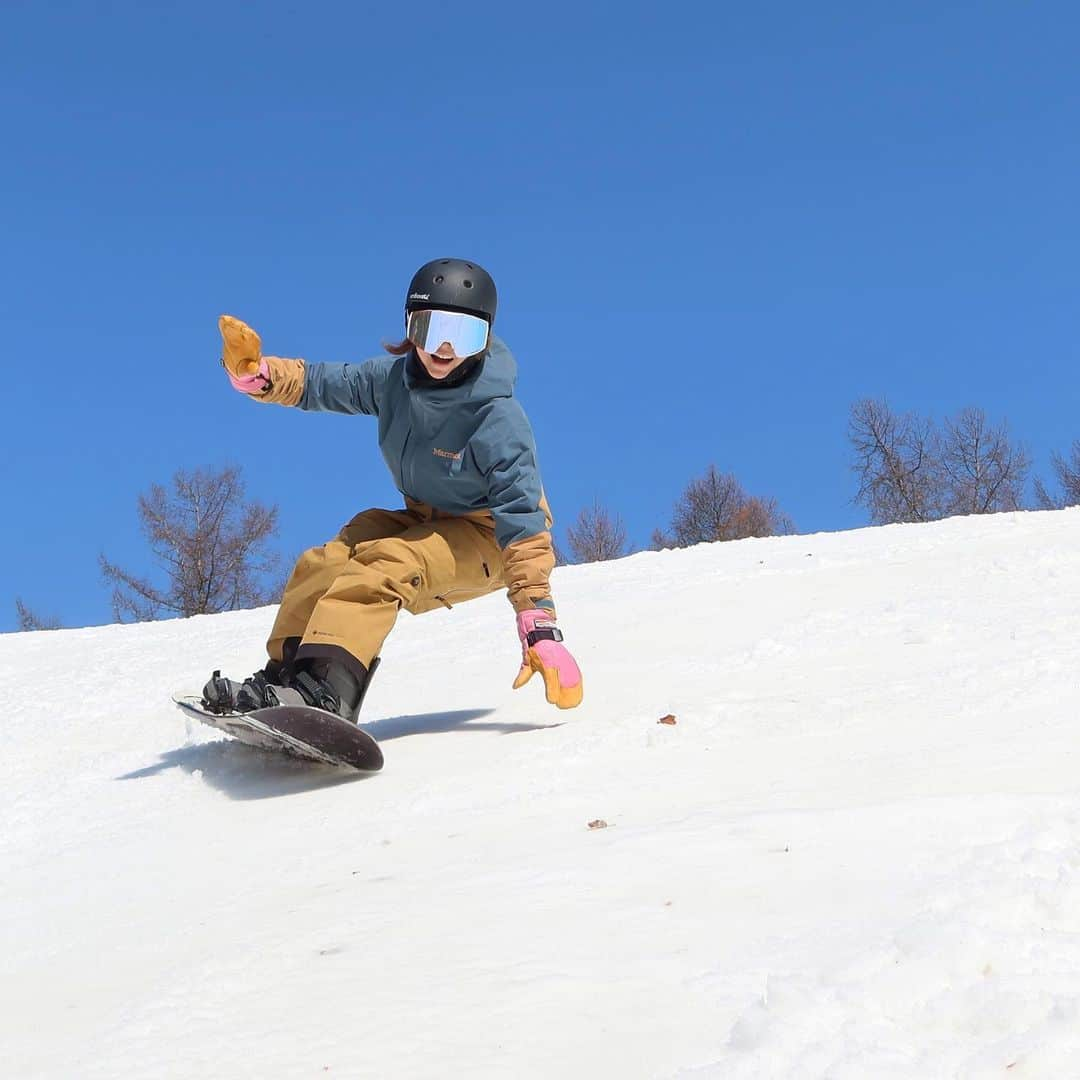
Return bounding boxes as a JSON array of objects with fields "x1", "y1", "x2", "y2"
[{"x1": 405, "y1": 258, "x2": 497, "y2": 324}]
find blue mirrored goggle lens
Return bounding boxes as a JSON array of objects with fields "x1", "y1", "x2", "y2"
[{"x1": 407, "y1": 309, "x2": 489, "y2": 357}]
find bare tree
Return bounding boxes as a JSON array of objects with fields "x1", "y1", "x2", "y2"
[
  {"x1": 15, "y1": 598, "x2": 62, "y2": 631},
  {"x1": 653, "y1": 465, "x2": 793, "y2": 549},
  {"x1": 100, "y1": 465, "x2": 282, "y2": 622},
  {"x1": 566, "y1": 499, "x2": 630, "y2": 563},
  {"x1": 849, "y1": 398, "x2": 943, "y2": 524},
  {"x1": 850, "y1": 399, "x2": 1033, "y2": 524},
  {"x1": 1034, "y1": 441, "x2": 1080, "y2": 510},
  {"x1": 940, "y1": 407, "x2": 1029, "y2": 515}
]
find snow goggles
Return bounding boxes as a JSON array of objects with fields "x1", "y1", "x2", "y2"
[{"x1": 406, "y1": 308, "x2": 490, "y2": 358}]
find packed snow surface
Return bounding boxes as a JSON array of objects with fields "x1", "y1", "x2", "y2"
[{"x1": 3, "y1": 510, "x2": 1080, "y2": 1078}]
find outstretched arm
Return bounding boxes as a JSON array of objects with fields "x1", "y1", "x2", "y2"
[
  {"x1": 219, "y1": 314, "x2": 387, "y2": 414},
  {"x1": 476, "y1": 401, "x2": 583, "y2": 709}
]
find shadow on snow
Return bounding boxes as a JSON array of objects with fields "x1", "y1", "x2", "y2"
[
  {"x1": 365, "y1": 708, "x2": 562, "y2": 741},
  {"x1": 118, "y1": 707, "x2": 561, "y2": 800}
]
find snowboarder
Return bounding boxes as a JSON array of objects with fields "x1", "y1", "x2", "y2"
[{"x1": 203, "y1": 258, "x2": 583, "y2": 725}]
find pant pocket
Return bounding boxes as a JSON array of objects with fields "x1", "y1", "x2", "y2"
[{"x1": 431, "y1": 586, "x2": 477, "y2": 610}]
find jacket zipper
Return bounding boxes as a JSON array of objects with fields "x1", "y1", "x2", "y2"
[{"x1": 400, "y1": 427, "x2": 413, "y2": 495}]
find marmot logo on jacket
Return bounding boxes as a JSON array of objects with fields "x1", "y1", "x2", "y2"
[{"x1": 433, "y1": 448, "x2": 463, "y2": 461}]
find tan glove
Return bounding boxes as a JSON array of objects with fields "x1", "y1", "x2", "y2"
[
  {"x1": 219, "y1": 314, "x2": 263, "y2": 378},
  {"x1": 218, "y1": 314, "x2": 305, "y2": 406}
]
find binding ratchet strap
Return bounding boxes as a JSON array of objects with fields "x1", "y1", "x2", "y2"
[{"x1": 293, "y1": 670, "x2": 338, "y2": 713}]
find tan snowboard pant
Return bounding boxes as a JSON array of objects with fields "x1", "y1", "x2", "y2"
[{"x1": 267, "y1": 505, "x2": 506, "y2": 670}]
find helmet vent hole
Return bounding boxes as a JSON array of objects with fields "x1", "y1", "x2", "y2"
[
  {"x1": 463, "y1": 279, "x2": 473, "y2": 288},
  {"x1": 434, "y1": 275, "x2": 444, "y2": 284},
  {"x1": 440, "y1": 260, "x2": 450, "y2": 265},
  {"x1": 466, "y1": 263, "x2": 473, "y2": 269}
]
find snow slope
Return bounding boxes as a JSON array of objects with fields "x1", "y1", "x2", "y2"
[{"x1": 3, "y1": 510, "x2": 1079, "y2": 1079}]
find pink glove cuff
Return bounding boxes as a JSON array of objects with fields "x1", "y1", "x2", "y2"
[
  {"x1": 515, "y1": 608, "x2": 557, "y2": 643},
  {"x1": 227, "y1": 358, "x2": 272, "y2": 395}
]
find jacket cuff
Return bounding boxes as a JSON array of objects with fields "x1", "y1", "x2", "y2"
[
  {"x1": 508, "y1": 588, "x2": 556, "y2": 618},
  {"x1": 502, "y1": 530, "x2": 556, "y2": 615},
  {"x1": 255, "y1": 356, "x2": 306, "y2": 406}
]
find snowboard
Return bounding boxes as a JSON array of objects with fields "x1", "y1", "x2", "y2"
[{"x1": 172, "y1": 694, "x2": 384, "y2": 772}]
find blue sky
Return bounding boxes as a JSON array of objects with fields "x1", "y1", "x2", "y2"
[{"x1": 2, "y1": 1, "x2": 1077, "y2": 632}]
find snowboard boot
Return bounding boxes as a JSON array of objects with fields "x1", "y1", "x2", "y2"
[
  {"x1": 290, "y1": 656, "x2": 380, "y2": 725},
  {"x1": 201, "y1": 638, "x2": 301, "y2": 714}
]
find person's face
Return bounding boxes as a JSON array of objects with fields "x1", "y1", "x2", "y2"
[{"x1": 415, "y1": 341, "x2": 470, "y2": 380}]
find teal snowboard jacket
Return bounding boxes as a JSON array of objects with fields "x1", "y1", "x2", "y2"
[{"x1": 297, "y1": 335, "x2": 549, "y2": 552}]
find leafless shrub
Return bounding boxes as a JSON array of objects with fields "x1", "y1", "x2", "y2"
[
  {"x1": 15, "y1": 598, "x2": 62, "y2": 631},
  {"x1": 652, "y1": 465, "x2": 793, "y2": 549},
  {"x1": 566, "y1": 499, "x2": 630, "y2": 563},
  {"x1": 100, "y1": 465, "x2": 282, "y2": 622},
  {"x1": 1034, "y1": 441, "x2": 1080, "y2": 509}
]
